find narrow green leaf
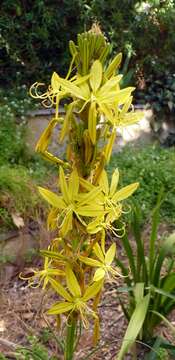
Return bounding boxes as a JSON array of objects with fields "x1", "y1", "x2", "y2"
[
  {"x1": 153, "y1": 233, "x2": 175, "y2": 285},
  {"x1": 117, "y1": 294, "x2": 150, "y2": 360}
]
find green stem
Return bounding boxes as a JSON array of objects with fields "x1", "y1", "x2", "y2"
[{"x1": 64, "y1": 315, "x2": 77, "y2": 360}]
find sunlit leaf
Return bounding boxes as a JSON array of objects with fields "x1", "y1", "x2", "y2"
[{"x1": 117, "y1": 294, "x2": 150, "y2": 360}]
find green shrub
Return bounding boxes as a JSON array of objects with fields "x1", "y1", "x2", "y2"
[
  {"x1": 1, "y1": 0, "x2": 175, "y2": 93},
  {"x1": 0, "y1": 0, "x2": 85, "y2": 86},
  {"x1": 0, "y1": 86, "x2": 38, "y2": 166},
  {"x1": 108, "y1": 145, "x2": 175, "y2": 223},
  {"x1": 87, "y1": 1, "x2": 175, "y2": 74},
  {"x1": 0, "y1": 165, "x2": 46, "y2": 230}
]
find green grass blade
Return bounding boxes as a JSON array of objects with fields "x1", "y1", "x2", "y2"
[
  {"x1": 151, "y1": 311, "x2": 175, "y2": 336},
  {"x1": 117, "y1": 293, "x2": 150, "y2": 360},
  {"x1": 131, "y1": 201, "x2": 148, "y2": 283},
  {"x1": 120, "y1": 232, "x2": 137, "y2": 282},
  {"x1": 153, "y1": 233, "x2": 175, "y2": 285},
  {"x1": 149, "y1": 188, "x2": 164, "y2": 280},
  {"x1": 115, "y1": 258, "x2": 132, "y2": 287},
  {"x1": 144, "y1": 336, "x2": 163, "y2": 360}
]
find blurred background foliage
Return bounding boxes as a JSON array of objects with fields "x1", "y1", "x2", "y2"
[
  {"x1": 1, "y1": 0, "x2": 175, "y2": 231},
  {"x1": 1, "y1": 0, "x2": 175, "y2": 88},
  {"x1": 1, "y1": 0, "x2": 175, "y2": 124}
]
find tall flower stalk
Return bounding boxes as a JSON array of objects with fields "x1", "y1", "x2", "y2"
[{"x1": 28, "y1": 28, "x2": 143, "y2": 359}]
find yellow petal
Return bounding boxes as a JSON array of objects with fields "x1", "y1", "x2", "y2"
[
  {"x1": 38, "y1": 187, "x2": 66, "y2": 208},
  {"x1": 93, "y1": 243, "x2": 105, "y2": 262},
  {"x1": 79, "y1": 81, "x2": 90, "y2": 99},
  {"x1": 105, "y1": 53, "x2": 122, "y2": 79},
  {"x1": 51, "y1": 72, "x2": 60, "y2": 93},
  {"x1": 77, "y1": 206, "x2": 105, "y2": 217},
  {"x1": 98, "y1": 91, "x2": 122, "y2": 104},
  {"x1": 47, "y1": 208, "x2": 59, "y2": 230},
  {"x1": 69, "y1": 169, "x2": 79, "y2": 200},
  {"x1": 77, "y1": 186, "x2": 102, "y2": 206},
  {"x1": 112, "y1": 182, "x2": 139, "y2": 202},
  {"x1": 105, "y1": 243, "x2": 116, "y2": 265},
  {"x1": 79, "y1": 256, "x2": 102, "y2": 268},
  {"x1": 49, "y1": 278, "x2": 72, "y2": 302},
  {"x1": 47, "y1": 269, "x2": 65, "y2": 277},
  {"x1": 101, "y1": 229, "x2": 106, "y2": 254},
  {"x1": 87, "y1": 217, "x2": 104, "y2": 234},
  {"x1": 120, "y1": 96, "x2": 133, "y2": 116},
  {"x1": 115, "y1": 87, "x2": 135, "y2": 105},
  {"x1": 88, "y1": 101, "x2": 97, "y2": 144},
  {"x1": 120, "y1": 111, "x2": 144, "y2": 126},
  {"x1": 97, "y1": 76, "x2": 122, "y2": 98},
  {"x1": 90, "y1": 60, "x2": 102, "y2": 93},
  {"x1": 93, "y1": 268, "x2": 106, "y2": 281},
  {"x1": 66, "y1": 266, "x2": 81, "y2": 298},
  {"x1": 83, "y1": 280, "x2": 103, "y2": 302},
  {"x1": 60, "y1": 210, "x2": 73, "y2": 236},
  {"x1": 98, "y1": 169, "x2": 109, "y2": 194},
  {"x1": 57, "y1": 77, "x2": 86, "y2": 100},
  {"x1": 99, "y1": 103, "x2": 114, "y2": 123},
  {"x1": 40, "y1": 249, "x2": 66, "y2": 261},
  {"x1": 104, "y1": 130, "x2": 116, "y2": 164},
  {"x1": 79, "y1": 177, "x2": 95, "y2": 191},
  {"x1": 59, "y1": 167, "x2": 70, "y2": 204},
  {"x1": 35, "y1": 118, "x2": 58, "y2": 152},
  {"x1": 110, "y1": 168, "x2": 119, "y2": 197},
  {"x1": 47, "y1": 302, "x2": 73, "y2": 315},
  {"x1": 59, "y1": 102, "x2": 74, "y2": 143}
]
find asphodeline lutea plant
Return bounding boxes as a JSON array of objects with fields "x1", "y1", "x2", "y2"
[{"x1": 28, "y1": 28, "x2": 143, "y2": 360}]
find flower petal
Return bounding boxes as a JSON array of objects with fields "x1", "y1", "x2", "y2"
[
  {"x1": 83, "y1": 280, "x2": 103, "y2": 302},
  {"x1": 98, "y1": 170, "x2": 109, "y2": 195},
  {"x1": 60, "y1": 210, "x2": 73, "y2": 236},
  {"x1": 93, "y1": 268, "x2": 106, "y2": 282},
  {"x1": 93, "y1": 243, "x2": 105, "y2": 262},
  {"x1": 112, "y1": 182, "x2": 139, "y2": 202},
  {"x1": 66, "y1": 266, "x2": 81, "y2": 298},
  {"x1": 47, "y1": 302, "x2": 74, "y2": 315},
  {"x1": 59, "y1": 167, "x2": 70, "y2": 204},
  {"x1": 69, "y1": 168, "x2": 79, "y2": 200},
  {"x1": 105, "y1": 243, "x2": 116, "y2": 265},
  {"x1": 90, "y1": 60, "x2": 102, "y2": 93},
  {"x1": 79, "y1": 256, "x2": 102, "y2": 268},
  {"x1": 38, "y1": 187, "x2": 66, "y2": 208},
  {"x1": 49, "y1": 278, "x2": 72, "y2": 302},
  {"x1": 110, "y1": 168, "x2": 119, "y2": 197},
  {"x1": 88, "y1": 101, "x2": 97, "y2": 144}
]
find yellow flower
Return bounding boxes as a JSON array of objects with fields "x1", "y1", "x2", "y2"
[
  {"x1": 79, "y1": 242, "x2": 120, "y2": 281},
  {"x1": 86, "y1": 169, "x2": 139, "y2": 235},
  {"x1": 47, "y1": 265, "x2": 103, "y2": 329},
  {"x1": 54, "y1": 60, "x2": 135, "y2": 144},
  {"x1": 20, "y1": 255, "x2": 64, "y2": 289},
  {"x1": 39, "y1": 167, "x2": 104, "y2": 236}
]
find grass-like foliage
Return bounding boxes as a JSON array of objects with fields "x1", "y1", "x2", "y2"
[
  {"x1": 0, "y1": 164, "x2": 47, "y2": 230},
  {"x1": 109, "y1": 145, "x2": 175, "y2": 223},
  {"x1": 116, "y1": 194, "x2": 175, "y2": 359}
]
